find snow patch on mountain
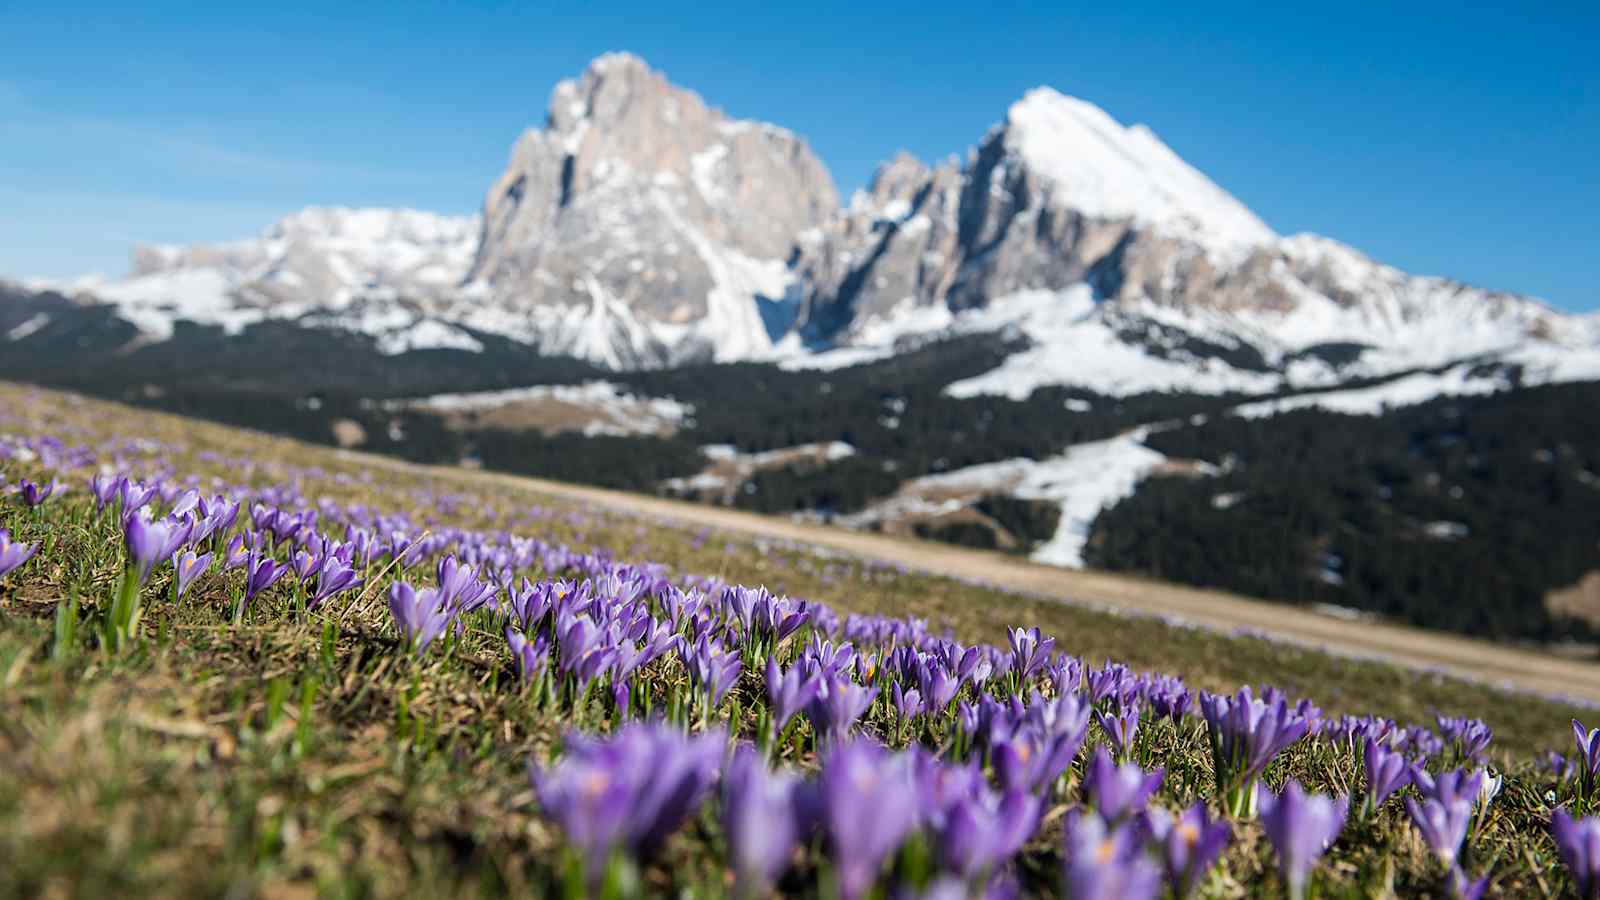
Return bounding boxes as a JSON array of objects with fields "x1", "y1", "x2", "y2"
[
  {"x1": 1014, "y1": 432, "x2": 1168, "y2": 568},
  {"x1": 405, "y1": 380, "x2": 692, "y2": 437},
  {"x1": 838, "y1": 429, "x2": 1167, "y2": 569},
  {"x1": 38, "y1": 207, "x2": 483, "y2": 352},
  {"x1": 1004, "y1": 88, "x2": 1276, "y2": 254},
  {"x1": 1231, "y1": 366, "x2": 1511, "y2": 418}
]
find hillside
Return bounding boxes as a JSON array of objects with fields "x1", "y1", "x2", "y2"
[
  {"x1": 6, "y1": 53, "x2": 1598, "y2": 655},
  {"x1": 2, "y1": 382, "x2": 1599, "y2": 897}
]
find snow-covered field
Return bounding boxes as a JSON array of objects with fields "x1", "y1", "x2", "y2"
[
  {"x1": 663, "y1": 442, "x2": 857, "y2": 497},
  {"x1": 841, "y1": 430, "x2": 1169, "y2": 569},
  {"x1": 403, "y1": 381, "x2": 693, "y2": 438},
  {"x1": 1231, "y1": 365, "x2": 1510, "y2": 418}
]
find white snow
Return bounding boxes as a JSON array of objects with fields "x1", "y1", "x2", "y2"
[
  {"x1": 1015, "y1": 432, "x2": 1168, "y2": 568},
  {"x1": 842, "y1": 430, "x2": 1169, "y2": 569},
  {"x1": 833, "y1": 286, "x2": 1286, "y2": 399},
  {"x1": 643, "y1": 188, "x2": 799, "y2": 364},
  {"x1": 1004, "y1": 88, "x2": 1277, "y2": 254},
  {"x1": 43, "y1": 207, "x2": 480, "y2": 348},
  {"x1": 374, "y1": 319, "x2": 484, "y2": 355},
  {"x1": 662, "y1": 441, "x2": 859, "y2": 495},
  {"x1": 86, "y1": 268, "x2": 260, "y2": 339},
  {"x1": 1231, "y1": 366, "x2": 1509, "y2": 418},
  {"x1": 15, "y1": 82, "x2": 1598, "y2": 396},
  {"x1": 6, "y1": 313, "x2": 50, "y2": 340},
  {"x1": 690, "y1": 144, "x2": 729, "y2": 204},
  {"x1": 406, "y1": 380, "x2": 693, "y2": 437}
]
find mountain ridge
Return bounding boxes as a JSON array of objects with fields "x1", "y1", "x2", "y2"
[{"x1": 12, "y1": 52, "x2": 1596, "y2": 398}]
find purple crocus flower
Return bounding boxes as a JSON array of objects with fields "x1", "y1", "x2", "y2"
[
  {"x1": 683, "y1": 634, "x2": 743, "y2": 708},
  {"x1": 531, "y1": 723, "x2": 724, "y2": 879},
  {"x1": 1199, "y1": 687, "x2": 1312, "y2": 817},
  {"x1": 934, "y1": 787, "x2": 1040, "y2": 880},
  {"x1": 119, "y1": 479, "x2": 158, "y2": 517},
  {"x1": 1411, "y1": 766, "x2": 1487, "y2": 810},
  {"x1": 892, "y1": 682, "x2": 924, "y2": 725},
  {"x1": 387, "y1": 581, "x2": 453, "y2": 655},
  {"x1": 750, "y1": 591, "x2": 811, "y2": 642},
  {"x1": 1361, "y1": 737, "x2": 1411, "y2": 817},
  {"x1": 291, "y1": 549, "x2": 320, "y2": 585},
  {"x1": 1575, "y1": 719, "x2": 1600, "y2": 800},
  {"x1": 1061, "y1": 811, "x2": 1162, "y2": 900},
  {"x1": 916, "y1": 659, "x2": 959, "y2": 712},
  {"x1": 504, "y1": 627, "x2": 550, "y2": 683},
  {"x1": 1007, "y1": 626, "x2": 1055, "y2": 684},
  {"x1": 1551, "y1": 808, "x2": 1600, "y2": 900},
  {"x1": 766, "y1": 657, "x2": 822, "y2": 734},
  {"x1": 0, "y1": 528, "x2": 39, "y2": 580},
  {"x1": 1140, "y1": 802, "x2": 1230, "y2": 898},
  {"x1": 806, "y1": 677, "x2": 878, "y2": 744},
  {"x1": 308, "y1": 558, "x2": 363, "y2": 609},
  {"x1": 18, "y1": 478, "x2": 60, "y2": 508},
  {"x1": 222, "y1": 533, "x2": 250, "y2": 570},
  {"x1": 506, "y1": 577, "x2": 556, "y2": 631},
  {"x1": 124, "y1": 513, "x2": 181, "y2": 585},
  {"x1": 171, "y1": 549, "x2": 212, "y2": 600},
  {"x1": 1259, "y1": 779, "x2": 1347, "y2": 900},
  {"x1": 819, "y1": 740, "x2": 919, "y2": 900},
  {"x1": 1447, "y1": 868, "x2": 1488, "y2": 900},
  {"x1": 1095, "y1": 704, "x2": 1141, "y2": 761},
  {"x1": 1405, "y1": 794, "x2": 1473, "y2": 867},
  {"x1": 557, "y1": 616, "x2": 615, "y2": 690},
  {"x1": 722, "y1": 746, "x2": 802, "y2": 895},
  {"x1": 992, "y1": 721, "x2": 1088, "y2": 794},
  {"x1": 1436, "y1": 715, "x2": 1493, "y2": 762},
  {"x1": 1082, "y1": 746, "x2": 1163, "y2": 822},
  {"x1": 243, "y1": 550, "x2": 286, "y2": 602},
  {"x1": 89, "y1": 473, "x2": 123, "y2": 511}
]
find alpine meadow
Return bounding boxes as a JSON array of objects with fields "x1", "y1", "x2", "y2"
[{"x1": 3, "y1": 12, "x2": 1600, "y2": 900}]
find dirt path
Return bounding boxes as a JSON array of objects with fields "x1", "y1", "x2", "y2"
[{"x1": 353, "y1": 452, "x2": 1600, "y2": 705}]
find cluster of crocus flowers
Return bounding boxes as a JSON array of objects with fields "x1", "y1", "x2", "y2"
[
  {"x1": 530, "y1": 722, "x2": 724, "y2": 889},
  {"x1": 388, "y1": 582, "x2": 455, "y2": 656},
  {"x1": 10, "y1": 428, "x2": 1567, "y2": 900},
  {"x1": 1199, "y1": 686, "x2": 1312, "y2": 817},
  {"x1": 1061, "y1": 810, "x2": 1163, "y2": 899},
  {"x1": 1359, "y1": 736, "x2": 1411, "y2": 819}
]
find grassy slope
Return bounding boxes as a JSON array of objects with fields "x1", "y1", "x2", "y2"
[{"x1": 0, "y1": 382, "x2": 1589, "y2": 897}]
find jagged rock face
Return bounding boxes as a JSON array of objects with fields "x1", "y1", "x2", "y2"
[
  {"x1": 791, "y1": 153, "x2": 966, "y2": 339},
  {"x1": 467, "y1": 53, "x2": 838, "y2": 366},
  {"x1": 794, "y1": 108, "x2": 1169, "y2": 343}
]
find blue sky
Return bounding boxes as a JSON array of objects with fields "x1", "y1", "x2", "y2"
[{"x1": 2, "y1": 2, "x2": 1595, "y2": 311}]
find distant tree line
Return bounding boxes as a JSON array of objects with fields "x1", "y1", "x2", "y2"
[{"x1": 1087, "y1": 384, "x2": 1600, "y2": 643}]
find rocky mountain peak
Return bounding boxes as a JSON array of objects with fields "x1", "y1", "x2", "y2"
[
  {"x1": 996, "y1": 87, "x2": 1276, "y2": 251},
  {"x1": 462, "y1": 54, "x2": 839, "y2": 366}
]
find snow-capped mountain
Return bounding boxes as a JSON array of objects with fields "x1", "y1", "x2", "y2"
[
  {"x1": 32, "y1": 207, "x2": 484, "y2": 352},
  {"x1": 16, "y1": 53, "x2": 1598, "y2": 397},
  {"x1": 458, "y1": 52, "x2": 837, "y2": 368},
  {"x1": 789, "y1": 86, "x2": 1598, "y2": 397}
]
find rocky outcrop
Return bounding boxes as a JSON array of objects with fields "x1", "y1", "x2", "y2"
[{"x1": 466, "y1": 52, "x2": 839, "y2": 366}]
